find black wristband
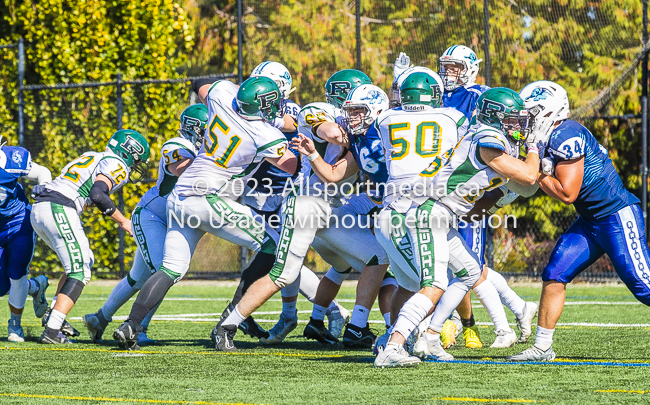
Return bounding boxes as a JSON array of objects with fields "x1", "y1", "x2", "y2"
[
  {"x1": 191, "y1": 77, "x2": 219, "y2": 95},
  {"x1": 89, "y1": 181, "x2": 117, "y2": 216}
]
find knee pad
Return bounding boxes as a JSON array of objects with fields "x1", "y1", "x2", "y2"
[
  {"x1": 59, "y1": 277, "x2": 85, "y2": 303},
  {"x1": 324, "y1": 267, "x2": 350, "y2": 286}
]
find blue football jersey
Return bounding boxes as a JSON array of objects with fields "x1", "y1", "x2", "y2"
[
  {"x1": 544, "y1": 120, "x2": 639, "y2": 220},
  {"x1": 0, "y1": 146, "x2": 32, "y2": 219},
  {"x1": 248, "y1": 100, "x2": 301, "y2": 194},
  {"x1": 350, "y1": 125, "x2": 388, "y2": 199},
  {"x1": 442, "y1": 84, "x2": 490, "y2": 120}
]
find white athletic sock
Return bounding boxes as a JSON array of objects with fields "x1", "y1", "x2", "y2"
[
  {"x1": 282, "y1": 301, "x2": 297, "y2": 319},
  {"x1": 473, "y1": 280, "x2": 511, "y2": 332},
  {"x1": 298, "y1": 266, "x2": 320, "y2": 302},
  {"x1": 383, "y1": 312, "x2": 391, "y2": 327},
  {"x1": 8, "y1": 276, "x2": 29, "y2": 309},
  {"x1": 311, "y1": 304, "x2": 327, "y2": 321},
  {"x1": 429, "y1": 282, "x2": 469, "y2": 332},
  {"x1": 27, "y1": 278, "x2": 39, "y2": 295},
  {"x1": 141, "y1": 301, "x2": 161, "y2": 329},
  {"x1": 46, "y1": 309, "x2": 67, "y2": 330},
  {"x1": 221, "y1": 305, "x2": 246, "y2": 328},
  {"x1": 534, "y1": 326, "x2": 554, "y2": 350},
  {"x1": 101, "y1": 277, "x2": 138, "y2": 320},
  {"x1": 486, "y1": 268, "x2": 526, "y2": 319},
  {"x1": 350, "y1": 305, "x2": 370, "y2": 328},
  {"x1": 393, "y1": 293, "x2": 433, "y2": 340}
]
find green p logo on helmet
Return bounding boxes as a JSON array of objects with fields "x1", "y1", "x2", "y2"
[
  {"x1": 180, "y1": 104, "x2": 209, "y2": 149},
  {"x1": 236, "y1": 76, "x2": 284, "y2": 122},
  {"x1": 325, "y1": 69, "x2": 372, "y2": 108},
  {"x1": 476, "y1": 88, "x2": 531, "y2": 142},
  {"x1": 106, "y1": 129, "x2": 151, "y2": 182},
  {"x1": 400, "y1": 72, "x2": 443, "y2": 110}
]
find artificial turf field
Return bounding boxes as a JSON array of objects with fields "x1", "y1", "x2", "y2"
[{"x1": 1, "y1": 281, "x2": 650, "y2": 405}]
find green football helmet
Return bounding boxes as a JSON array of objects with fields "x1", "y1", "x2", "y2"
[
  {"x1": 476, "y1": 87, "x2": 532, "y2": 143},
  {"x1": 106, "y1": 129, "x2": 150, "y2": 182},
  {"x1": 179, "y1": 104, "x2": 209, "y2": 149},
  {"x1": 325, "y1": 69, "x2": 372, "y2": 108},
  {"x1": 400, "y1": 72, "x2": 443, "y2": 109},
  {"x1": 236, "y1": 76, "x2": 285, "y2": 122}
]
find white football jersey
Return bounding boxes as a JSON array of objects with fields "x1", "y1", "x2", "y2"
[
  {"x1": 46, "y1": 151, "x2": 129, "y2": 215},
  {"x1": 174, "y1": 80, "x2": 288, "y2": 198},
  {"x1": 295, "y1": 102, "x2": 355, "y2": 196},
  {"x1": 137, "y1": 137, "x2": 198, "y2": 218},
  {"x1": 420, "y1": 121, "x2": 518, "y2": 215},
  {"x1": 377, "y1": 106, "x2": 467, "y2": 211}
]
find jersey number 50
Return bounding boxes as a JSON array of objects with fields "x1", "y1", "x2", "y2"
[
  {"x1": 205, "y1": 113, "x2": 241, "y2": 168},
  {"x1": 389, "y1": 121, "x2": 442, "y2": 160}
]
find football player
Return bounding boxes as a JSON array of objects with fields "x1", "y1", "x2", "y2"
[
  {"x1": 32, "y1": 130, "x2": 150, "y2": 344},
  {"x1": 83, "y1": 104, "x2": 208, "y2": 345},
  {"x1": 0, "y1": 139, "x2": 51, "y2": 342},
  {"x1": 374, "y1": 88, "x2": 543, "y2": 367},
  {"x1": 113, "y1": 77, "x2": 297, "y2": 351},
  {"x1": 213, "y1": 62, "x2": 349, "y2": 345},
  {"x1": 507, "y1": 81, "x2": 650, "y2": 361},
  {"x1": 291, "y1": 83, "x2": 397, "y2": 347}
]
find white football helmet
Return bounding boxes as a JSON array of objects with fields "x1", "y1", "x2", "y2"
[
  {"x1": 519, "y1": 80, "x2": 571, "y2": 130},
  {"x1": 250, "y1": 61, "x2": 293, "y2": 97},
  {"x1": 342, "y1": 84, "x2": 389, "y2": 135},
  {"x1": 389, "y1": 66, "x2": 438, "y2": 108},
  {"x1": 438, "y1": 45, "x2": 482, "y2": 91}
]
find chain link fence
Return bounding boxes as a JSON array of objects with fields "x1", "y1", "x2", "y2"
[{"x1": 2, "y1": 0, "x2": 648, "y2": 281}]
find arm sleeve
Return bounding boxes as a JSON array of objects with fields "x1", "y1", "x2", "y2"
[
  {"x1": 89, "y1": 180, "x2": 117, "y2": 216},
  {"x1": 24, "y1": 162, "x2": 52, "y2": 184}
]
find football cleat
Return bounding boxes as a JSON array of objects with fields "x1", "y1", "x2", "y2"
[
  {"x1": 30, "y1": 275, "x2": 49, "y2": 318},
  {"x1": 113, "y1": 320, "x2": 140, "y2": 351},
  {"x1": 490, "y1": 329, "x2": 518, "y2": 348},
  {"x1": 211, "y1": 302, "x2": 235, "y2": 344},
  {"x1": 327, "y1": 306, "x2": 350, "y2": 340},
  {"x1": 7, "y1": 320, "x2": 25, "y2": 343},
  {"x1": 463, "y1": 325, "x2": 483, "y2": 348},
  {"x1": 506, "y1": 345, "x2": 556, "y2": 362},
  {"x1": 374, "y1": 343, "x2": 421, "y2": 368},
  {"x1": 303, "y1": 317, "x2": 339, "y2": 344},
  {"x1": 83, "y1": 313, "x2": 106, "y2": 343},
  {"x1": 239, "y1": 316, "x2": 270, "y2": 340},
  {"x1": 260, "y1": 314, "x2": 297, "y2": 345},
  {"x1": 39, "y1": 327, "x2": 72, "y2": 344},
  {"x1": 213, "y1": 325, "x2": 237, "y2": 352},
  {"x1": 516, "y1": 302, "x2": 539, "y2": 343},
  {"x1": 413, "y1": 332, "x2": 454, "y2": 360},
  {"x1": 42, "y1": 310, "x2": 80, "y2": 337},
  {"x1": 342, "y1": 323, "x2": 376, "y2": 348},
  {"x1": 373, "y1": 331, "x2": 390, "y2": 355},
  {"x1": 138, "y1": 327, "x2": 156, "y2": 345},
  {"x1": 440, "y1": 319, "x2": 457, "y2": 349}
]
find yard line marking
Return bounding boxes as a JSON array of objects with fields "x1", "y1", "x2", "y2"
[
  {"x1": 66, "y1": 314, "x2": 650, "y2": 328},
  {"x1": 433, "y1": 397, "x2": 540, "y2": 403},
  {"x1": 426, "y1": 358, "x2": 650, "y2": 367},
  {"x1": 596, "y1": 389, "x2": 650, "y2": 394},
  {"x1": 0, "y1": 346, "x2": 343, "y2": 358},
  {"x1": 0, "y1": 392, "x2": 257, "y2": 404}
]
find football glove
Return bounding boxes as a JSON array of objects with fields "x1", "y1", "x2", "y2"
[
  {"x1": 393, "y1": 52, "x2": 412, "y2": 81},
  {"x1": 541, "y1": 157, "x2": 554, "y2": 176}
]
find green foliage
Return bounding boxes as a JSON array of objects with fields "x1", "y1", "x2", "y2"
[{"x1": 0, "y1": 0, "x2": 194, "y2": 277}]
